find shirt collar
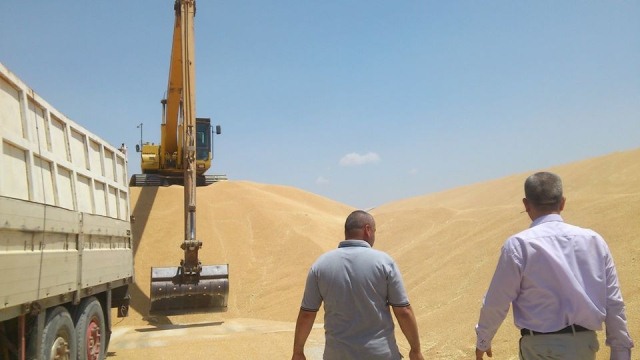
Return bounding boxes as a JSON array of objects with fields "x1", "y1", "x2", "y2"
[
  {"x1": 339, "y1": 239, "x2": 371, "y2": 248},
  {"x1": 530, "y1": 213, "x2": 564, "y2": 228}
]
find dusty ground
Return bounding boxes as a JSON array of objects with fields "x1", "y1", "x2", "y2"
[{"x1": 108, "y1": 148, "x2": 640, "y2": 359}]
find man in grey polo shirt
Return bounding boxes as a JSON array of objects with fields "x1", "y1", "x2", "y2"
[{"x1": 291, "y1": 210, "x2": 424, "y2": 360}]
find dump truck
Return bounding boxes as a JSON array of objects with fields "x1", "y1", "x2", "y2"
[{"x1": 0, "y1": 62, "x2": 133, "y2": 360}]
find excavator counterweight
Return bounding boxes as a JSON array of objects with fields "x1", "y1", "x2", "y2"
[{"x1": 147, "y1": 0, "x2": 229, "y2": 316}]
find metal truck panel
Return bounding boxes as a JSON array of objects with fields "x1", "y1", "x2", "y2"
[
  {"x1": 1, "y1": 196, "x2": 80, "y2": 234},
  {"x1": 0, "y1": 191, "x2": 135, "y2": 314},
  {"x1": 0, "y1": 249, "x2": 78, "y2": 309},
  {"x1": 81, "y1": 249, "x2": 134, "y2": 286},
  {"x1": 0, "y1": 62, "x2": 130, "y2": 220}
]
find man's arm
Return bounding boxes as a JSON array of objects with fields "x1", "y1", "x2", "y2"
[
  {"x1": 392, "y1": 305, "x2": 424, "y2": 360},
  {"x1": 292, "y1": 309, "x2": 317, "y2": 360},
  {"x1": 476, "y1": 244, "x2": 521, "y2": 354},
  {"x1": 603, "y1": 251, "x2": 634, "y2": 360}
]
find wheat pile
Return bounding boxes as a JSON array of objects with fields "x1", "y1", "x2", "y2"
[{"x1": 108, "y1": 148, "x2": 640, "y2": 360}]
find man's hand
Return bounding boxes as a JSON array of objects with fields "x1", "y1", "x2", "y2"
[
  {"x1": 476, "y1": 347, "x2": 492, "y2": 359},
  {"x1": 408, "y1": 348, "x2": 425, "y2": 360},
  {"x1": 291, "y1": 353, "x2": 306, "y2": 360}
]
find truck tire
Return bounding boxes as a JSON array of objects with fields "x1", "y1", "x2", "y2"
[
  {"x1": 74, "y1": 297, "x2": 106, "y2": 360},
  {"x1": 41, "y1": 306, "x2": 76, "y2": 360}
]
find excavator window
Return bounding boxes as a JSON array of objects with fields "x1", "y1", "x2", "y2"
[{"x1": 195, "y1": 120, "x2": 211, "y2": 161}]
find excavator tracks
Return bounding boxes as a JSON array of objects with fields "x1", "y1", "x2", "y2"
[{"x1": 129, "y1": 174, "x2": 227, "y2": 187}]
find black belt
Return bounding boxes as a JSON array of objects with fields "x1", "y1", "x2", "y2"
[{"x1": 521, "y1": 325, "x2": 590, "y2": 336}]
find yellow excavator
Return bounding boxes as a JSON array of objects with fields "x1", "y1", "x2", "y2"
[
  {"x1": 138, "y1": 0, "x2": 229, "y2": 315},
  {"x1": 130, "y1": 1, "x2": 225, "y2": 187}
]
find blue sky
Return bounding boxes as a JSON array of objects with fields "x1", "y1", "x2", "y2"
[{"x1": 2, "y1": 1, "x2": 639, "y2": 209}]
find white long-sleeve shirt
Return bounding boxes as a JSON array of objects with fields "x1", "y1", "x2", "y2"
[{"x1": 476, "y1": 214, "x2": 633, "y2": 359}]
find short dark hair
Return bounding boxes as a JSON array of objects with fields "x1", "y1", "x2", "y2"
[
  {"x1": 345, "y1": 210, "x2": 373, "y2": 233},
  {"x1": 524, "y1": 172, "x2": 563, "y2": 210}
]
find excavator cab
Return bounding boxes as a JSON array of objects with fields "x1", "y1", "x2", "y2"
[{"x1": 129, "y1": 119, "x2": 225, "y2": 187}]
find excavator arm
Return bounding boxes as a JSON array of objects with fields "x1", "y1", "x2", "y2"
[{"x1": 148, "y1": 0, "x2": 229, "y2": 316}]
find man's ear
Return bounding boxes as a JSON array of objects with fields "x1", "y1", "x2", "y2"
[
  {"x1": 522, "y1": 198, "x2": 530, "y2": 213},
  {"x1": 559, "y1": 197, "x2": 566, "y2": 211}
]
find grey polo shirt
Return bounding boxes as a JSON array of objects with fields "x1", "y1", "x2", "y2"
[{"x1": 301, "y1": 239, "x2": 410, "y2": 360}]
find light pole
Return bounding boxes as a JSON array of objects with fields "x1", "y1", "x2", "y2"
[{"x1": 136, "y1": 123, "x2": 143, "y2": 152}]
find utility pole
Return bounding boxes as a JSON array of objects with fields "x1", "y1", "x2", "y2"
[{"x1": 136, "y1": 123, "x2": 143, "y2": 152}]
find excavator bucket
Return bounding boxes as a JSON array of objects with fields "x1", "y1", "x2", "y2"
[{"x1": 149, "y1": 264, "x2": 229, "y2": 315}]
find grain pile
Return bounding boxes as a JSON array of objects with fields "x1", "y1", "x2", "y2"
[{"x1": 109, "y1": 148, "x2": 640, "y2": 360}]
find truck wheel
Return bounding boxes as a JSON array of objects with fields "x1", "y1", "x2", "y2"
[
  {"x1": 41, "y1": 306, "x2": 76, "y2": 360},
  {"x1": 75, "y1": 297, "x2": 106, "y2": 360}
]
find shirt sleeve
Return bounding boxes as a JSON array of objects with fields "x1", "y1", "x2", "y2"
[
  {"x1": 300, "y1": 266, "x2": 322, "y2": 312},
  {"x1": 610, "y1": 348, "x2": 631, "y2": 360},
  {"x1": 603, "y1": 249, "x2": 634, "y2": 358},
  {"x1": 386, "y1": 258, "x2": 410, "y2": 307},
  {"x1": 476, "y1": 242, "x2": 522, "y2": 351}
]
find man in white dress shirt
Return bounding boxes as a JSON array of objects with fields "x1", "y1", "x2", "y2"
[{"x1": 475, "y1": 172, "x2": 633, "y2": 360}]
